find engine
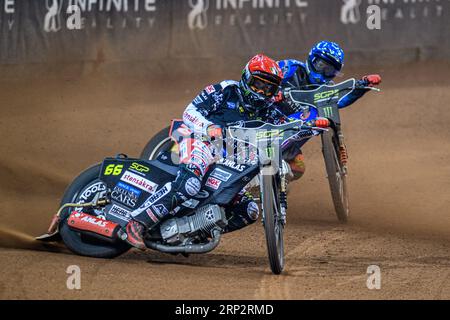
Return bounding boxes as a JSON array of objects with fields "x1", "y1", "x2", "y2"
[{"x1": 159, "y1": 205, "x2": 227, "y2": 245}]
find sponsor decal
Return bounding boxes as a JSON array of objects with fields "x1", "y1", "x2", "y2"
[
  {"x1": 186, "y1": 163, "x2": 202, "y2": 177},
  {"x1": 146, "y1": 208, "x2": 159, "y2": 223},
  {"x1": 181, "y1": 198, "x2": 200, "y2": 209},
  {"x1": 265, "y1": 146, "x2": 275, "y2": 158},
  {"x1": 173, "y1": 206, "x2": 181, "y2": 214},
  {"x1": 179, "y1": 140, "x2": 189, "y2": 161},
  {"x1": 73, "y1": 212, "x2": 107, "y2": 227},
  {"x1": 218, "y1": 159, "x2": 246, "y2": 172},
  {"x1": 210, "y1": 168, "x2": 232, "y2": 182},
  {"x1": 129, "y1": 162, "x2": 150, "y2": 175},
  {"x1": 138, "y1": 183, "x2": 172, "y2": 211},
  {"x1": 201, "y1": 92, "x2": 209, "y2": 100},
  {"x1": 111, "y1": 182, "x2": 140, "y2": 208},
  {"x1": 117, "y1": 182, "x2": 141, "y2": 197},
  {"x1": 205, "y1": 177, "x2": 221, "y2": 190},
  {"x1": 256, "y1": 129, "x2": 281, "y2": 141},
  {"x1": 187, "y1": 0, "x2": 309, "y2": 30},
  {"x1": 151, "y1": 204, "x2": 169, "y2": 217},
  {"x1": 183, "y1": 111, "x2": 206, "y2": 134},
  {"x1": 322, "y1": 106, "x2": 334, "y2": 118},
  {"x1": 108, "y1": 204, "x2": 131, "y2": 221},
  {"x1": 191, "y1": 149, "x2": 211, "y2": 163},
  {"x1": 183, "y1": 110, "x2": 203, "y2": 128},
  {"x1": 193, "y1": 96, "x2": 204, "y2": 105},
  {"x1": 314, "y1": 89, "x2": 339, "y2": 103},
  {"x1": 185, "y1": 177, "x2": 201, "y2": 196},
  {"x1": 120, "y1": 170, "x2": 158, "y2": 193},
  {"x1": 76, "y1": 182, "x2": 107, "y2": 215},
  {"x1": 78, "y1": 182, "x2": 107, "y2": 204},
  {"x1": 205, "y1": 85, "x2": 216, "y2": 94},
  {"x1": 190, "y1": 156, "x2": 209, "y2": 176},
  {"x1": 226, "y1": 101, "x2": 236, "y2": 109}
]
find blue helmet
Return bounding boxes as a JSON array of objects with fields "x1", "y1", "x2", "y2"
[{"x1": 306, "y1": 41, "x2": 344, "y2": 84}]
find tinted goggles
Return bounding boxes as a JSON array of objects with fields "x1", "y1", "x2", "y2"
[
  {"x1": 248, "y1": 75, "x2": 279, "y2": 97},
  {"x1": 312, "y1": 57, "x2": 341, "y2": 77}
]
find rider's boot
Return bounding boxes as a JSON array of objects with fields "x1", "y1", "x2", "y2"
[
  {"x1": 223, "y1": 191, "x2": 260, "y2": 233},
  {"x1": 120, "y1": 166, "x2": 203, "y2": 249},
  {"x1": 288, "y1": 153, "x2": 306, "y2": 182},
  {"x1": 120, "y1": 220, "x2": 147, "y2": 250}
]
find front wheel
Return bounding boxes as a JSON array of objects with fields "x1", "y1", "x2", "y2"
[
  {"x1": 321, "y1": 130, "x2": 349, "y2": 223},
  {"x1": 260, "y1": 172, "x2": 285, "y2": 275},
  {"x1": 59, "y1": 164, "x2": 131, "y2": 258}
]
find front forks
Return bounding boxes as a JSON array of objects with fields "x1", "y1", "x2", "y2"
[
  {"x1": 279, "y1": 161, "x2": 290, "y2": 225},
  {"x1": 337, "y1": 131, "x2": 348, "y2": 175}
]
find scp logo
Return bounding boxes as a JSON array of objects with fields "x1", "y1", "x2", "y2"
[
  {"x1": 314, "y1": 89, "x2": 339, "y2": 102},
  {"x1": 188, "y1": 0, "x2": 209, "y2": 30}
]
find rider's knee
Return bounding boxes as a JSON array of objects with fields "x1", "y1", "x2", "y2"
[
  {"x1": 173, "y1": 167, "x2": 202, "y2": 198},
  {"x1": 246, "y1": 201, "x2": 259, "y2": 222},
  {"x1": 223, "y1": 199, "x2": 259, "y2": 233},
  {"x1": 179, "y1": 138, "x2": 214, "y2": 177}
]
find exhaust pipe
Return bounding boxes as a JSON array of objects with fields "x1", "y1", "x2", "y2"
[
  {"x1": 67, "y1": 211, "x2": 121, "y2": 244},
  {"x1": 145, "y1": 229, "x2": 222, "y2": 254}
]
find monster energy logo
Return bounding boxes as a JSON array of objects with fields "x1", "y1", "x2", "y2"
[
  {"x1": 323, "y1": 106, "x2": 333, "y2": 118},
  {"x1": 266, "y1": 147, "x2": 275, "y2": 158}
]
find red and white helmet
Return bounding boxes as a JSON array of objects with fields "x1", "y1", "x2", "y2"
[{"x1": 240, "y1": 54, "x2": 283, "y2": 107}]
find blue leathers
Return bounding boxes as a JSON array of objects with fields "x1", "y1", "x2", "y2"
[
  {"x1": 274, "y1": 59, "x2": 373, "y2": 180},
  {"x1": 277, "y1": 59, "x2": 371, "y2": 112}
]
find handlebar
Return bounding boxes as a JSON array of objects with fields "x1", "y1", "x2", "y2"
[
  {"x1": 284, "y1": 78, "x2": 381, "y2": 109},
  {"x1": 226, "y1": 119, "x2": 328, "y2": 132},
  {"x1": 225, "y1": 119, "x2": 328, "y2": 148}
]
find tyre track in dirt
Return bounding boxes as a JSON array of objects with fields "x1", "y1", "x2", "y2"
[{"x1": 256, "y1": 223, "x2": 450, "y2": 300}]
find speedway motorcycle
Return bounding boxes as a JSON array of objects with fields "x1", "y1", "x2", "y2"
[
  {"x1": 37, "y1": 118, "x2": 324, "y2": 275},
  {"x1": 140, "y1": 78, "x2": 379, "y2": 223},
  {"x1": 36, "y1": 79, "x2": 377, "y2": 275}
]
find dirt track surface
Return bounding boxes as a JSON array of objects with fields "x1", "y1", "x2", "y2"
[{"x1": 1, "y1": 62, "x2": 450, "y2": 299}]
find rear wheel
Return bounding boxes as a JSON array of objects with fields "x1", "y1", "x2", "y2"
[
  {"x1": 140, "y1": 126, "x2": 174, "y2": 160},
  {"x1": 59, "y1": 164, "x2": 131, "y2": 258},
  {"x1": 321, "y1": 130, "x2": 349, "y2": 223},
  {"x1": 261, "y1": 173, "x2": 285, "y2": 275}
]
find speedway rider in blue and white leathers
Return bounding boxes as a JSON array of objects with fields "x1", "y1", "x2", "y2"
[{"x1": 275, "y1": 41, "x2": 381, "y2": 180}]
